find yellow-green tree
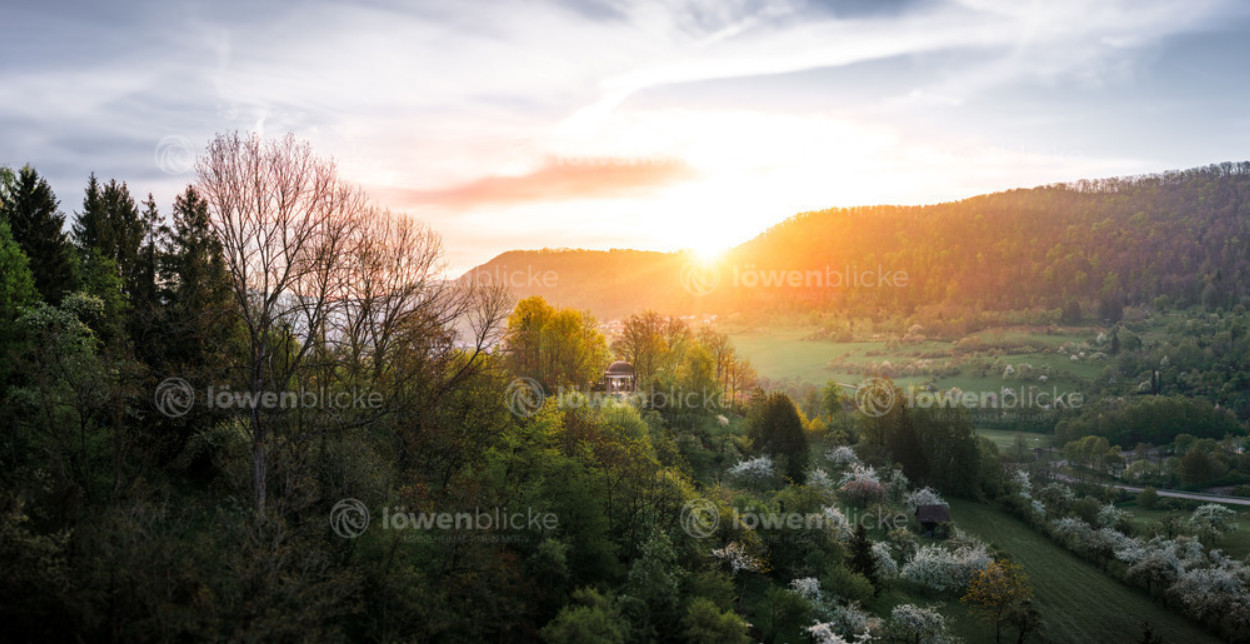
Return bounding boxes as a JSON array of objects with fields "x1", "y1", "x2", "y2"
[
  {"x1": 961, "y1": 560, "x2": 1033, "y2": 643},
  {"x1": 504, "y1": 295, "x2": 609, "y2": 390}
]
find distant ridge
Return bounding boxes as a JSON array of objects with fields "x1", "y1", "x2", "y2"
[{"x1": 463, "y1": 162, "x2": 1250, "y2": 322}]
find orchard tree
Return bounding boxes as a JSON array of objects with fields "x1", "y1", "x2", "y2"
[
  {"x1": 885, "y1": 604, "x2": 953, "y2": 644},
  {"x1": 1188, "y1": 503, "x2": 1237, "y2": 545},
  {"x1": 962, "y1": 560, "x2": 1033, "y2": 643}
]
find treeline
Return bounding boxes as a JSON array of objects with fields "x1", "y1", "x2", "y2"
[{"x1": 1056, "y1": 395, "x2": 1242, "y2": 447}]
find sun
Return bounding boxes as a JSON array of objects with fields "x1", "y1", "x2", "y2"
[{"x1": 690, "y1": 244, "x2": 726, "y2": 263}]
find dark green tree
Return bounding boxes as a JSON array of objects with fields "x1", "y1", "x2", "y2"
[
  {"x1": 847, "y1": 523, "x2": 878, "y2": 592},
  {"x1": 2, "y1": 166, "x2": 74, "y2": 302},
  {"x1": 73, "y1": 175, "x2": 144, "y2": 291},
  {"x1": 746, "y1": 392, "x2": 808, "y2": 483},
  {"x1": 0, "y1": 217, "x2": 38, "y2": 386}
]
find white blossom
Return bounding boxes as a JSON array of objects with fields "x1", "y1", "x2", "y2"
[
  {"x1": 872, "y1": 541, "x2": 899, "y2": 580},
  {"x1": 791, "y1": 577, "x2": 823, "y2": 603},
  {"x1": 905, "y1": 487, "x2": 945, "y2": 513},
  {"x1": 806, "y1": 622, "x2": 853, "y2": 644},
  {"x1": 900, "y1": 543, "x2": 991, "y2": 593},
  {"x1": 711, "y1": 541, "x2": 763, "y2": 574},
  {"x1": 728, "y1": 455, "x2": 775, "y2": 481},
  {"x1": 886, "y1": 604, "x2": 953, "y2": 644},
  {"x1": 1189, "y1": 504, "x2": 1238, "y2": 540},
  {"x1": 1097, "y1": 503, "x2": 1129, "y2": 528},
  {"x1": 1013, "y1": 469, "x2": 1033, "y2": 498},
  {"x1": 808, "y1": 468, "x2": 836, "y2": 492},
  {"x1": 825, "y1": 446, "x2": 860, "y2": 467}
]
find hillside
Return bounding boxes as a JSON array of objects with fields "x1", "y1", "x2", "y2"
[{"x1": 462, "y1": 163, "x2": 1250, "y2": 323}]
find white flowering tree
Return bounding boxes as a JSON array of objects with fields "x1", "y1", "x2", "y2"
[
  {"x1": 807, "y1": 468, "x2": 837, "y2": 494},
  {"x1": 1012, "y1": 469, "x2": 1032, "y2": 499},
  {"x1": 1169, "y1": 563, "x2": 1250, "y2": 628},
  {"x1": 711, "y1": 541, "x2": 764, "y2": 574},
  {"x1": 1096, "y1": 503, "x2": 1130, "y2": 529},
  {"x1": 900, "y1": 543, "x2": 992, "y2": 593},
  {"x1": 905, "y1": 487, "x2": 945, "y2": 514},
  {"x1": 1189, "y1": 504, "x2": 1238, "y2": 544},
  {"x1": 826, "y1": 446, "x2": 860, "y2": 469},
  {"x1": 884, "y1": 604, "x2": 953, "y2": 644},
  {"x1": 822, "y1": 505, "x2": 853, "y2": 542},
  {"x1": 728, "y1": 455, "x2": 777, "y2": 489},
  {"x1": 791, "y1": 577, "x2": 823, "y2": 604},
  {"x1": 808, "y1": 604, "x2": 875, "y2": 642},
  {"x1": 871, "y1": 541, "x2": 899, "y2": 580},
  {"x1": 806, "y1": 623, "x2": 854, "y2": 644},
  {"x1": 887, "y1": 468, "x2": 911, "y2": 504}
]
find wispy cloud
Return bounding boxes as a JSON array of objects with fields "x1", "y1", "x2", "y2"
[
  {"x1": 1, "y1": 0, "x2": 1247, "y2": 273},
  {"x1": 385, "y1": 156, "x2": 693, "y2": 208}
]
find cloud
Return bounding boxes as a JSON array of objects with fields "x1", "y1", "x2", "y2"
[{"x1": 386, "y1": 156, "x2": 694, "y2": 209}]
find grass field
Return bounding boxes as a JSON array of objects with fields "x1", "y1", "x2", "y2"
[
  {"x1": 947, "y1": 498, "x2": 1220, "y2": 644},
  {"x1": 974, "y1": 428, "x2": 1054, "y2": 451},
  {"x1": 728, "y1": 326, "x2": 1103, "y2": 396}
]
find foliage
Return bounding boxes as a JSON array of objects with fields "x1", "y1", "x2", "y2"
[
  {"x1": 961, "y1": 560, "x2": 1033, "y2": 643},
  {"x1": 746, "y1": 391, "x2": 809, "y2": 483}
]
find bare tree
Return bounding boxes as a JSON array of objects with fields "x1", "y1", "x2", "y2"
[
  {"x1": 196, "y1": 132, "x2": 366, "y2": 517},
  {"x1": 197, "y1": 132, "x2": 510, "y2": 516}
]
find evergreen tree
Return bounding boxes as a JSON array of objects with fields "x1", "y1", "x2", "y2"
[
  {"x1": 126, "y1": 194, "x2": 163, "y2": 359},
  {"x1": 848, "y1": 523, "x2": 879, "y2": 592},
  {"x1": 746, "y1": 392, "x2": 808, "y2": 483},
  {"x1": 73, "y1": 175, "x2": 143, "y2": 291},
  {"x1": 2, "y1": 166, "x2": 74, "y2": 302}
]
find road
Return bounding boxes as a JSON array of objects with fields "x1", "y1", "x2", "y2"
[{"x1": 1049, "y1": 464, "x2": 1250, "y2": 506}]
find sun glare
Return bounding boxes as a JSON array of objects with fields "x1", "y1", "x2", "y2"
[{"x1": 690, "y1": 244, "x2": 726, "y2": 263}]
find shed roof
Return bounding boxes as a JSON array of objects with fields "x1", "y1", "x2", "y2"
[{"x1": 915, "y1": 504, "x2": 951, "y2": 523}]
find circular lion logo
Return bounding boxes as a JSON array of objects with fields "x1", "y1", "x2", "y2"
[
  {"x1": 855, "y1": 378, "x2": 896, "y2": 417},
  {"x1": 155, "y1": 135, "x2": 195, "y2": 175},
  {"x1": 504, "y1": 377, "x2": 546, "y2": 418},
  {"x1": 154, "y1": 377, "x2": 195, "y2": 418},
  {"x1": 680, "y1": 262, "x2": 720, "y2": 297},
  {"x1": 680, "y1": 498, "x2": 720, "y2": 539},
  {"x1": 330, "y1": 498, "x2": 370, "y2": 538}
]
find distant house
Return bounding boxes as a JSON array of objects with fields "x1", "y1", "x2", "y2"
[
  {"x1": 915, "y1": 503, "x2": 951, "y2": 538},
  {"x1": 604, "y1": 361, "x2": 635, "y2": 394}
]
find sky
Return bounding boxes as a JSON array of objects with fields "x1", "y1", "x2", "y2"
[{"x1": 4, "y1": 0, "x2": 1250, "y2": 274}]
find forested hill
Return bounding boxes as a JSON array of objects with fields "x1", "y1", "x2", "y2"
[{"x1": 464, "y1": 162, "x2": 1250, "y2": 322}]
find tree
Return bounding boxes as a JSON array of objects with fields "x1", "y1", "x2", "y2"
[
  {"x1": 682, "y1": 597, "x2": 750, "y2": 644},
  {"x1": 2, "y1": 166, "x2": 74, "y2": 302},
  {"x1": 540, "y1": 588, "x2": 627, "y2": 644},
  {"x1": 1006, "y1": 600, "x2": 1041, "y2": 644},
  {"x1": 746, "y1": 392, "x2": 809, "y2": 483},
  {"x1": 0, "y1": 217, "x2": 38, "y2": 358},
  {"x1": 847, "y1": 523, "x2": 878, "y2": 591},
  {"x1": 962, "y1": 560, "x2": 1033, "y2": 643},
  {"x1": 1137, "y1": 486, "x2": 1159, "y2": 510},
  {"x1": 503, "y1": 296, "x2": 608, "y2": 390},
  {"x1": 885, "y1": 604, "x2": 953, "y2": 644},
  {"x1": 196, "y1": 132, "x2": 370, "y2": 517},
  {"x1": 612, "y1": 311, "x2": 678, "y2": 390},
  {"x1": 1179, "y1": 449, "x2": 1215, "y2": 488},
  {"x1": 72, "y1": 175, "x2": 144, "y2": 289},
  {"x1": 1188, "y1": 503, "x2": 1237, "y2": 545},
  {"x1": 197, "y1": 131, "x2": 509, "y2": 518}
]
